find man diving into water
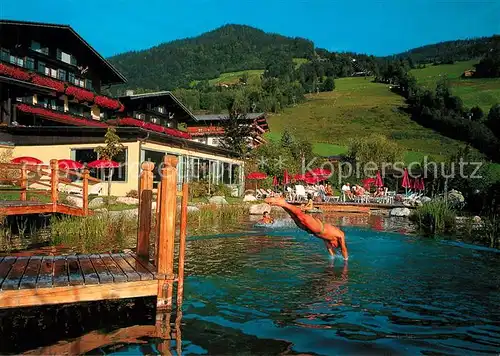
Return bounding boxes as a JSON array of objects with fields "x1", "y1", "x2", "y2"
[{"x1": 265, "y1": 197, "x2": 348, "y2": 260}]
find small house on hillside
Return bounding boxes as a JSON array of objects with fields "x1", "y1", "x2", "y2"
[{"x1": 462, "y1": 69, "x2": 476, "y2": 78}]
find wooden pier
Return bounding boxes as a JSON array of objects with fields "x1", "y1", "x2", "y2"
[
  {"x1": 288, "y1": 200, "x2": 407, "y2": 214},
  {"x1": 0, "y1": 155, "x2": 188, "y2": 312},
  {"x1": 0, "y1": 160, "x2": 100, "y2": 217}
]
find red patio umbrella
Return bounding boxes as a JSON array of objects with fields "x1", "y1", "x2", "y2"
[
  {"x1": 375, "y1": 171, "x2": 384, "y2": 187},
  {"x1": 11, "y1": 156, "x2": 43, "y2": 165},
  {"x1": 283, "y1": 170, "x2": 290, "y2": 185},
  {"x1": 272, "y1": 176, "x2": 279, "y2": 186},
  {"x1": 87, "y1": 159, "x2": 120, "y2": 169},
  {"x1": 294, "y1": 173, "x2": 306, "y2": 181},
  {"x1": 246, "y1": 171, "x2": 267, "y2": 191},
  {"x1": 58, "y1": 159, "x2": 84, "y2": 170},
  {"x1": 87, "y1": 159, "x2": 120, "y2": 197},
  {"x1": 402, "y1": 168, "x2": 411, "y2": 194},
  {"x1": 420, "y1": 178, "x2": 425, "y2": 192},
  {"x1": 362, "y1": 177, "x2": 375, "y2": 190}
]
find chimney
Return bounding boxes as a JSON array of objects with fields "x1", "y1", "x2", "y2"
[{"x1": 125, "y1": 89, "x2": 134, "y2": 96}]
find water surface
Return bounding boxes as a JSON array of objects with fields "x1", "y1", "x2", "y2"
[{"x1": 6, "y1": 216, "x2": 500, "y2": 355}]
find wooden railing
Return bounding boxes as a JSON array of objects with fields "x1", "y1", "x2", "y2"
[
  {"x1": 137, "y1": 155, "x2": 189, "y2": 312},
  {"x1": 0, "y1": 159, "x2": 101, "y2": 216}
]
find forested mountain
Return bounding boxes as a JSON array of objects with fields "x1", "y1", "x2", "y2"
[
  {"x1": 391, "y1": 35, "x2": 500, "y2": 64},
  {"x1": 107, "y1": 24, "x2": 314, "y2": 93}
]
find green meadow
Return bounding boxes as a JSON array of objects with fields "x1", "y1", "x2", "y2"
[
  {"x1": 410, "y1": 60, "x2": 500, "y2": 111},
  {"x1": 267, "y1": 76, "x2": 466, "y2": 161}
]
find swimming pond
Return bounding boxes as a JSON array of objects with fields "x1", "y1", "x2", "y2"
[{"x1": 5, "y1": 217, "x2": 500, "y2": 355}]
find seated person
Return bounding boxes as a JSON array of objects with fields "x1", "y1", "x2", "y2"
[
  {"x1": 341, "y1": 183, "x2": 353, "y2": 200},
  {"x1": 301, "y1": 193, "x2": 314, "y2": 210},
  {"x1": 325, "y1": 183, "x2": 334, "y2": 196},
  {"x1": 259, "y1": 211, "x2": 274, "y2": 224}
]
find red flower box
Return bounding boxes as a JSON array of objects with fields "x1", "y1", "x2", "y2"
[
  {"x1": 65, "y1": 85, "x2": 95, "y2": 103},
  {"x1": 94, "y1": 95, "x2": 121, "y2": 110},
  {"x1": 0, "y1": 63, "x2": 32, "y2": 82},
  {"x1": 115, "y1": 117, "x2": 191, "y2": 139},
  {"x1": 31, "y1": 74, "x2": 66, "y2": 92},
  {"x1": 16, "y1": 103, "x2": 107, "y2": 127}
]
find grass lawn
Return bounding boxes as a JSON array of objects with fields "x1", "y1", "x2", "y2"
[
  {"x1": 410, "y1": 60, "x2": 500, "y2": 111},
  {"x1": 267, "y1": 76, "x2": 469, "y2": 159}
]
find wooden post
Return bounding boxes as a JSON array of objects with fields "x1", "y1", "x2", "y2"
[
  {"x1": 137, "y1": 162, "x2": 154, "y2": 260},
  {"x1": 156, "y1": 155, "x2": 178, "y2": 312},
  {"x1": 50, "y1": 159, "x2": 58, "y2": 210},
  {"x1": 20, "y1": 164, "x2": 27, "y2": 201},
  {"x1": 176, "y1": 183, "x2": 188, "y2": 307},
  {"x1": 82, "y1": 169, "x2": 90, "y2": 216},
  {"x1": 154, "y1": 181, "x2": 161, "y2": 265}
]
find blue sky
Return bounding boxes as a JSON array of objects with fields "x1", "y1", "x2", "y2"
[{"x1": 1, "y1": 0, "x2": 499, "y2": 57}]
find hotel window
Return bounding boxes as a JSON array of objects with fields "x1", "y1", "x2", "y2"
[
  {"x1": 135, "y1": 113, "x2": 146, "y2": 120},
  {"x1": 57, "y1": 49, "x2": 73, "y2": 64},
  {"x1": 85, "y1": 79, "x2": 93, "y2": 90},
  {"x1": 45, "y1": 67, "x2": 57, "y2": 78},
  {"x1": 150, "y1": 116, "x2": 159, "y2": 124},
  {"x1": 71, "y1": 148, "x2": 127, "y2": 182},
  {"x1": 156, "y1": 106, "x2": 165, "y2": 113},
  {"x1": 223, "y1": 162, "x2": 231, "y2": 184},
  {"x1": 30, "y1": 40, "x2": 48, "y2": 55},
  {"x1": 1, "y1": 49, "x2": 9, "y2": 62},
  {"x1": 231, "y1": 164, "x2": 240, "y2": 184},
  {"x1": 16, "y1": 57, "x2": 24, "y2": 67},
  {"x1": 38, "y1": 61, "x2": 45, "y2": 74},
  {"x1": 9, "y1": 55, "x2": 16, "y2": 65},
  {"x1": 75, "y1": 77, "x2": 85, "y2": 87},
  {"x1": 68, "y1": 72, "x2": 75, "y2": 84},
  {"x1": 25, "y1": 57, "x2": 35, "y2": 70},
  {"x1": 58, "y1": 69, "x2": 66, "y2": 81}
]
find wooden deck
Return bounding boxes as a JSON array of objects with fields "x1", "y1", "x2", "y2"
[
  {"x1": 0, "y1": 156, "x2": 188, "y2": 314},
  {"x1": 0, "y1": 200, "x2": 89, "y2": 217},
  {"x1": 0, "y1": 253, "x2": 158, "y2": 308},
  {"x1": 288, "y1": 200, "x2": 407, "y2": 214}
]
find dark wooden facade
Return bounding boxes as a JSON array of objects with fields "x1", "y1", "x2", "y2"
[
  {"x1": 0, "y1": 20, "x2": 126, "y2": 127},
  {"x1": 117, "y1": 91, "x2": 197, "y2": 131}
]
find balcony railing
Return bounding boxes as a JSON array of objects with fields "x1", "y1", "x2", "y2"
[
  {"x1": 109, "y1": 117, "x2": 192, "y2": 139},
  {"x1": 0, "y1": 62, "x2": 124, "y2": 112}
]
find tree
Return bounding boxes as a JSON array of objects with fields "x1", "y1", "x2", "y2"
[
  {"x1": 94, "y1": 127, "x2": 125, "y2": 198},
  {"x1": 469, "y1": 106, "x2": 484, "y2": 122},
  {"x1": 321, "y1": 77, "x2": 335, "y2": 92},
  {"x1": 347, "y1": 134, "x2": 403, "y2": 174},
  {"x1": 486, "y1": 104, "x2": 500, "y2": 138},
  {"x1": 219, "y1": 109, "x2": 255, "y2": 158},
  {"x1": 280, "y1": 129, "x2": 294, "y2": 149}
]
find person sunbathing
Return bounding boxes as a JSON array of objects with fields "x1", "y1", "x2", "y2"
[
  {"x1": 265, "y1": 196, "x2": 348, "y2": 260},
  {"x1": 301, "y1": 194, "x2": 314, "y2": 211}
]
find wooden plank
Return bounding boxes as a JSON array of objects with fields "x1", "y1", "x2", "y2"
[
  {"x1": 0, "y1": 257, "x2": 16, "y2": 288},
  {"x1": 99, "y1": 254, "x2": 127, "y2": 283},
  {"x1": 1, "y1": 257, "x2": 29, "y2": 290},
  {"x1": 0, "y1": 280, "x2": 158, "y2": 309},
  {"x1": 53, "y1": 256, "x2": 69, "y2": 287},
  {"x1": 89, "y1": 254, "x2": 113, "y2": 284},
  {"x1": 23, "y1": 325, "x2": 158, "y2": 355},
  {"x1": 77, "y1": 255, "x2": 99, "y2": 285},
  {"x1": 110, "y1": 254, "x2": 141, "y2": 282},
  {"x1": 122, "y1": 254, "x2": 154, "y2": 281},
  {"x1": 19, "y1": 256, "x2": 42, "y2": 289},
  {"x1": 36, "y1": 256, "x2": 54, "y2": 288},
  {"x1": 0, "y1": 204, "x2": 53, "y2": 216},
  {"x1": 67, "y1": 255, "x2": 84, "y2": 286}
]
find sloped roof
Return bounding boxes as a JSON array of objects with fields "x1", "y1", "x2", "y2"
[
  {"x1": 195, "y1": 112, "x2": 266, "y2": 121},
  {"x1": 0, "y1": 19, "x2": 127, "y2": 85}
]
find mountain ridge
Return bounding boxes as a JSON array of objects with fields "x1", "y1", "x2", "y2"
[{"x1": 106, "y1": 24, "x2": 498, "y2": 92}]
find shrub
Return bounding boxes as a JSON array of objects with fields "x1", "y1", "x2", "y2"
[
  {"x1": 410, "y1": 199, "x2": 456, "y2": 235},
  {"x1": 126, "y1": 189, "x2": 139, "y2": 198},
  {"x1": 212, "y1": 184, "x2": 232, "y2": 197},
  {"x1": 189, "y1": 180, "x2": 209, "y2": 198}
]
